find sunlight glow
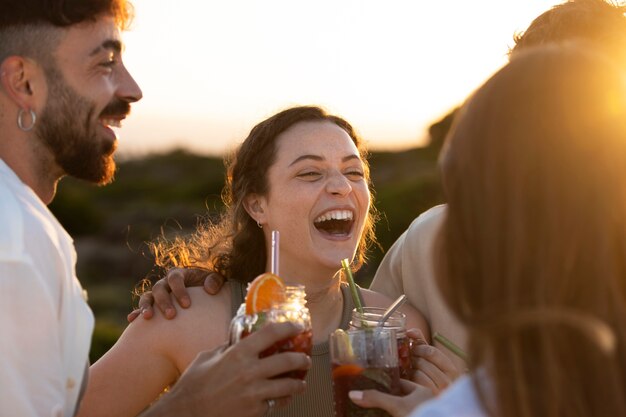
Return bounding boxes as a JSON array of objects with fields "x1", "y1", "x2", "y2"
[{"x1": 120, "y1": 0, "x2": 560, "y2": 157}]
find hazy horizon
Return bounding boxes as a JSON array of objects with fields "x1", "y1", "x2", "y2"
[{"x1": 116, "y1": 0, "x2": 559, "y2": 157}]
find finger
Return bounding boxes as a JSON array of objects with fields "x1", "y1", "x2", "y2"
[
  {"x1": 412, "y1": 368, "x2": 438, "y2": 394},
  {"x1": 237, "y1": 322, "x2": 305, "y2": 354},
  {"x1": 137, "y1": 291, "x2": 155, "y2": 310},
  {"x1": 127, "y1": 309, "x2": 140, "y2": 323},
  {"x1": 204, "y1": 272, "x2": 226, "y2": 295},
  {"x1": 414, "y1": 344, "x2": 458, "y2": 379},
  {"x1": 141, "y1": 307, "x2": 154, "y2": 319},
  {"x1": 253, "y1": 378, "x2": 307, "y2": 402},
  {"x1": 271, "y1": 395, "x2": 293, "y2": 410},
  {"x1": 398, "y1": 378, "x2": 419, "y2": 395},
  {"x1": 137, "y1": 292, "x2": 155, "y2": 320},
  {"x1": 166, "y1": 269, "x2": 191, "y2": 308},
  {"x1": 407, "y1": 328, "x2": 428, "y2": 345},
  {"x1": 151, "y1": 279, "x2": 176, "y2": 319},
  {"x1": 348, "y1": 389, "x2": 404, "y2": 417},
  {"x1": 255, "y1": 351, "x2": 311, "y2": 380},
  {"x1": 418, "y1": 356, "x2": 450, "y2": 387}
]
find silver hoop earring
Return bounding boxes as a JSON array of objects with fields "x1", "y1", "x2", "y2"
[
  {"x1": 257, "y1": 221, "x2": 263, "y2": 229},
  {"x1": 17, "y1": 108, "x2": 36, "y2": 131}
]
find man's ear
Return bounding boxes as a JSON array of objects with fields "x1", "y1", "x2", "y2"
[
  {"x1": 0, "y1": 56, "x2": 44, "y2": 109},
  {"x1": 243, "y1": 193, "x2": 268, "y2": 227}
]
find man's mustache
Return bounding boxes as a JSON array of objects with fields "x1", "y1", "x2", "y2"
[{"x1": 100, "y1": 99, "x2": 131, "y2": 118}]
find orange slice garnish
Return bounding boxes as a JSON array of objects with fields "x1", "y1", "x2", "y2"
[
  {"x1": 245, "y1": 273, "x2": 286, "y2": 314},
  {"x1": 332, "y1": 364, "x2": 365, "y2": 379}
]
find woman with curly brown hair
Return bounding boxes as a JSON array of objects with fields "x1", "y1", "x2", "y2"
[{"x1": 78, "y1": 105, "x2": 429, "y2": 417}]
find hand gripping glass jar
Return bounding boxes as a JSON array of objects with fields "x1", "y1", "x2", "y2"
[{"x1": 229, "y1": 284, "x2": 313, "y2": 379}]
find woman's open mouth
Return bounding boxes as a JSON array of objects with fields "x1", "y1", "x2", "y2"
[{"x1": 313, "y1": 209, "x2": 354, "y2": 237}]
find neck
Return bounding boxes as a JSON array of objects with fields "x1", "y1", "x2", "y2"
[
  {"x1": 300, "y1": 274, "x2": 344, "y2": 344},
  {"x1": 0, "y1": 130, "x2": 62, "y2": 204},
  {"x1": 272, "y1": 261, "x2": 347, "y2": 344}
]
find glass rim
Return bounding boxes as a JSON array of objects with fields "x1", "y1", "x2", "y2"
[{"x1": 351, "y1": 306, "x2": 406, "y2": 319}]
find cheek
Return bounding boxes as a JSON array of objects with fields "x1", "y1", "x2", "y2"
[
  {"x1": 267, "y1": 189, "x2": 307, "y2": 220},
  {"x1": 356, "y1": 184, "x2": 371, "y2": 212}
]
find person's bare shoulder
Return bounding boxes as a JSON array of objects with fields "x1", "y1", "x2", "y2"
[{"x1": 126, "y1": 282, "x2": 235, "y2": 370}]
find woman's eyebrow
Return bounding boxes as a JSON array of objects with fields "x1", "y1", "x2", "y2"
[
  {"x1": 288, "y1": 154, "x2": 360, "y2": 167},
  {"x1": 289, "y1": 155, "x2": 323, "y2": 167}
]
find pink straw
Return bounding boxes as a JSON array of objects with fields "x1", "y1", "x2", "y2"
[{"x1": 271, "y1": 230, "x2": 279, "y2": 275}]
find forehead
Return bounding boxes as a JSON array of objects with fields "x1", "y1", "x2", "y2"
[
  {"x1": 274, "y1": 120, "x2": 360, "y2": 161},
  {"x1": 54, "y1": 14, "x2": 122, "y2": 61}
]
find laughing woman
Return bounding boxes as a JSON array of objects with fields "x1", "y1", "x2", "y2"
[{"x1": 77, "y1": 106, "x2": 430, "y2": 417}]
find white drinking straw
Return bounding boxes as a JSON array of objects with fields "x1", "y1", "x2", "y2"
[{"x1": 271, "y1": 230, "x2": 280, "y2": 275}]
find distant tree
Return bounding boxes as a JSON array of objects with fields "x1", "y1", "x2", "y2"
[{"x1": 427, "y1": 107, "x2": 459, "y2": 152}]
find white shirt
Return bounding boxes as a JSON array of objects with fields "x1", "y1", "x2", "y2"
[
  {"x1": 0, "y1": 159, "x2": 94, "y2": 417},
  {"x1": 411, "y1": 374, "x2": 486, "y2": 417}
]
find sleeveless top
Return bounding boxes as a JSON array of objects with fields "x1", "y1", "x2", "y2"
[{"x1": 230, "y1": 282, "x2": 364, "y2": 417}]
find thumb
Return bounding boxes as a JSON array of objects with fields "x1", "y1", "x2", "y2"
[{"x1": 348, "y1": 389, "x2": 403, "y2": 417}]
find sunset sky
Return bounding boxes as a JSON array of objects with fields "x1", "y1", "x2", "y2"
[{"x1": 118, "y1": 0, "x2": 560, "y2": 157}]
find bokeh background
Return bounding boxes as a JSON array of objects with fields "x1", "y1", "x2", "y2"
[{"x1": 50, "y1": 0, "x2": 560, "y2": 361}]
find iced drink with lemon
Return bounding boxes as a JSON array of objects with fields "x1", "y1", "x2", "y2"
[
  {"x1": 229, "y1": 272, "x2": 312, "y2": 379},
  {"x1": 330, "y1": 329, "x2": 401, "y2": 417}
]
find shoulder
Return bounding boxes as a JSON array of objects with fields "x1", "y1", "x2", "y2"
[
  {"x1": 412, "y1": 374, "x2": 486, "y2": 417},
  {"x1": 360, "y1": 287, "x2": 395, "y2": 307},
  {"x1": 130, "y1": 283, "x2": 233, "y2": 336},
  {"x1": 404, "y1": 204, "x2": 447, "y2": 244},
  {"x1": 116, "y1": 283, "x2": 234, "y2": 374}
]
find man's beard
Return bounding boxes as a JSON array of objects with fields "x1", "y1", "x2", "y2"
[{"x1": 36, "y1": 69, "x2": 129, "y2": 185}]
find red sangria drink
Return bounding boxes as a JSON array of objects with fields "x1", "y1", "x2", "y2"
[
  {"x1": 239, "y1": 314, "x2": 312, "y2": 379},
  {"x1": 330, "y1": 329, "x2": 401, "y2": 417},
  {"x1": 230, "y1": 274, "x2": 312, "y2": 380},
  {"x1": 350, "y1": 307, "x2": 413, "y2": 379},
  {"x1": 332, "y1": 364, "x2": 401, "y2": 417}
]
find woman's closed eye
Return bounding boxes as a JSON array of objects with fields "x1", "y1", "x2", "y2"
[
  {"x1": 344, "y1": 170, "x2": 364, "y2": 180},
  {"x1": 297, "y1": 171, "x2": 322, "y2": 181}
]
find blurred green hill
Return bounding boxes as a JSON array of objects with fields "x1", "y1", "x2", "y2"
[{"x1": 49, "y1": 109, "x2": 455, "y2": 362}]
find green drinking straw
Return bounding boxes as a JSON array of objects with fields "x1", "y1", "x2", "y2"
[
  {"x1": 341, "y1": 258, "x2": 363, "y2": 314},
  {"x1": 433, "y1": 332, "x2": 467, "y2": 362}
]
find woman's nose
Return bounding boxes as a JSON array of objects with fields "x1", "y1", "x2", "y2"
[{"x1": 326, "y1": 171, "x2": 352, "y2": 196}]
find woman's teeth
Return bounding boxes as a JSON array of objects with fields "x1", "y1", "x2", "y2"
[
  {"x1": 314, "y1": 210, "x2": 353, "y2": 223},
  {"x1": 314, "y1": 210, "x2": 354, "y2": 235}
]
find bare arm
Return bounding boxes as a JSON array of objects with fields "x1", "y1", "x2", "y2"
[
  {"x1": 79, "y1": 287, "x2": 232, "y2": 417},
  {"x1": 139, "y1": 322, "x2": 311, "y2": 417},
  {"x1": 369, "y1": 230, "x2": 408, "y2": 299}
]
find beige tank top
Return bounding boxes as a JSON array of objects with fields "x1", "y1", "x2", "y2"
[{"x1": 230, "y1": 281, "x2": 363, "y2": 417}]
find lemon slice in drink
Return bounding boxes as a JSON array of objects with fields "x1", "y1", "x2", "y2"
[{"x1": 332, "y1": 329, "x2": 355, "y2": 361}]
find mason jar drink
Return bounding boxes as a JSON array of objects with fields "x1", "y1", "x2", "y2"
[
  {"x1": 330, "y1": 328, "x2": 401, "y2": 417},
  {"x1": 350, "y1": 307, "x2": 413, "y2": 379},
  {"x1": 230, "y1": 284, "x2": 312, "y2": 379}
]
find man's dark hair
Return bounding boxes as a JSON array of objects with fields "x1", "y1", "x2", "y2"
[
  {"x1": 0, "y1": 0, "x2": 133, "y2": 74},
  {"x1": 0, "y1": 0, "x2": 132, "y2": 29}
]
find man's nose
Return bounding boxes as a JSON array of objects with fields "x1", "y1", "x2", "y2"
[{"x1": 115, "y1": 64, "x2": 142, "y2": 103}]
